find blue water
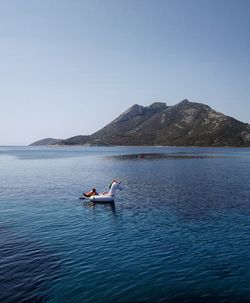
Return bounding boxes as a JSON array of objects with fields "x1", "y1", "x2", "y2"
[{"x1": 0, "y1": 146, "x2": 250, "y2": 303}]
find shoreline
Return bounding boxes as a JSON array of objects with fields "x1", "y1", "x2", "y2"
[{"x1": 1, "y1": 145, "x2": 250, "y2": 149}]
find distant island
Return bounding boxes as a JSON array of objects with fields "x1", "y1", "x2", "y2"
[
  {"x1": 30, "y1": 99, "x2": 250, "y2": 147},
  {"x1": 29, "y1": 138, "x2": 63, "y2": 146}
]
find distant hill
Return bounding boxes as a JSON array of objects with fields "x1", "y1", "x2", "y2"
[
  {"x1": 30, "y1": 100, "x2": 250, "y2": 147},
  {"x1": 29, "y1": 138, "x2": 63, "y2": 146},
  {"x1": 60, "y1": 135, "x2": 91, "y2": 146}
]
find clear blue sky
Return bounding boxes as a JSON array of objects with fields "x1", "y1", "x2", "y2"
[{"x1": 0, "y1": 0, "x2": 249, "y2": 145}]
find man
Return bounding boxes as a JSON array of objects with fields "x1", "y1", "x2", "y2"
[{"x1": 83, "y1": 188, "x2": 98, "y2": 197}]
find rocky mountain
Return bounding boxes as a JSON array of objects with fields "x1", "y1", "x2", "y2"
[
  {"x1": 60, "y1": 135, "x2": 91, "y2": 146},
  {"x1": 30, "y1": 100, "x2": 250, "y2": 147},
  {"x1": 90, "y1": 102, "x2": 168, "y2": 145},
  {"x1": 29, "y1": 138, "x2": 62, "y2": 146}
]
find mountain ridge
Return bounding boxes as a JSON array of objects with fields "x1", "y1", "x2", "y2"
[{"x1": 30, "y1": 100, "x2": 250, "y2": 147}]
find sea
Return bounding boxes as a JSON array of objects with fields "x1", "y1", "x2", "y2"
[{"x1": 0, "y1": 146, "x2": 250, "y2": 303}]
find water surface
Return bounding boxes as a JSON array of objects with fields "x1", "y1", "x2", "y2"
[{"x1": 0, "y1": 146, "x2": 250, "y2": 302}]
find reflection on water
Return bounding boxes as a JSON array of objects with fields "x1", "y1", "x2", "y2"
[{"x1": 85, "y1": 201, "x2": 117, "y2": 217}]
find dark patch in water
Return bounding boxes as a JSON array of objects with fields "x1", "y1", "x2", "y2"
[
  {"x1": 0, "y1": 225, "x2": 61, "y2": 303},
  {"x1": 107, "y1": 152, "x2": 226, "y2": 161}
]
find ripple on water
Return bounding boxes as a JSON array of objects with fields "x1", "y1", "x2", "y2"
[{"x1": 0, "y1": 225, "x2": 62, "y2": 303}]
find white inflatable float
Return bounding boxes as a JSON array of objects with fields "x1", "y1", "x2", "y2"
[{"x1": 81, "y1": 180, "x2": 123, "y2": 202}]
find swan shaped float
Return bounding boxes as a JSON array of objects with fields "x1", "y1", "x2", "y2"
[{"x1": 81, "y1": 180, "x2": 123, "y2": 202}]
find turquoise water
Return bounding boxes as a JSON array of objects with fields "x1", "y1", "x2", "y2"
[{"x1": 0, "y1": 146, "x2": 250, "y2": 303}]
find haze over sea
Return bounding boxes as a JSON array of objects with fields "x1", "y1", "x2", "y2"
[{"x1": 0, "y1": 146, "x2": 250, "y2": 303}]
